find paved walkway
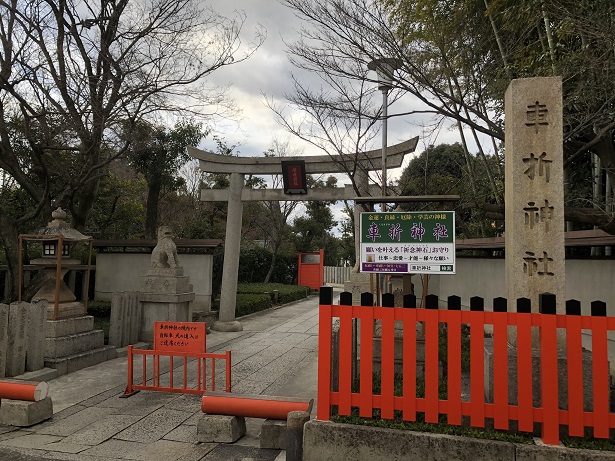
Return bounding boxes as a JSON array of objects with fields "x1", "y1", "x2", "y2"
[{"x1": 0, "y1": 290, "x2": 336, "y2": 461}]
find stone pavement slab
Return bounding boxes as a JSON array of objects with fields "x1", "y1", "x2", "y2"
[
  {"x1": 35, "y1": 406, "x2": 116, "y2": 437},
  {"x1": 162, "y1": 424, "x2": 196, "y2": 443},
  {"x1": 63, "y1": 414, "x2": 142, "y2": 445},
  {"x1": 39, "y1": 441, "x2": 90, "y2": 454},
  {"x1": 202, "y1": 444, "x2": 280, "y2": 461},
  {"x1": 0, "y1": 433, "x2": 63, "y2": 449},
  {"x1": 115, "y1": 408, "x2": 193, "y2": 443}
]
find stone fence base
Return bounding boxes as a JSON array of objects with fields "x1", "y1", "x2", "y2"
[{"x1": 303, "y1": 420, "x2": 615, "y2": 461}]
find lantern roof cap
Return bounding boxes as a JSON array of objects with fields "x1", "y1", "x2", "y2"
[{"x1": 34, "y1": 207, "x2": 92, "y2": 242}]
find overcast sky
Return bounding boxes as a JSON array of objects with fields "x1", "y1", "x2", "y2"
[
  {"x1": 201, "y1": 1, "x2": 465, "y2": 233},
  {"x1": 202, "y1": 1, "x2": 310, "y2": 157},
  {"x1": 203, "y1": 1, "x2": 440, "y2": 161}
]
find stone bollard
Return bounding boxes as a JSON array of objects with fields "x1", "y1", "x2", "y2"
[{"x1": 286, "y1": 410, "x2": 310, "y2": 461}]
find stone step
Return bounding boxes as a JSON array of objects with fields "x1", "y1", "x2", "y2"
[
  {"x1": 44, "y1": 345, "x2": 117, "y2": 376},
  {"x1": 45, "y1": 330, "x2": 105, "y2": 358},
  {"x1": 46, "y1": 315, "x2": 95, "y2": 338}
]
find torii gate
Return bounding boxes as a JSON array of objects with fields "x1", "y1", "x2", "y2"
[{"x1": 188, "y1": 137, "x2": 418, "y2": 331}]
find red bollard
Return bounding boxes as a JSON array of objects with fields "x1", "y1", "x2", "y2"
[{"x1": 0, "y1": 379, "x2": 48, "y2": 401}]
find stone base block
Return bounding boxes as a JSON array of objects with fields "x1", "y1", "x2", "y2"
[
  {"x1": 44, "y1": 345, "x2": 117, "y2": 376},
  {"x1": 45, "y1": 330, "x2": 105, "y2": 358},
  {"x1": 115, "y1": 342, "x2": 150, "y2": 358},
  {"x1": 197, "y1": 414, "x2": 246, "y2": 443},
  {"x1": 260, "y1": 418, "x2": 286, "y2": 449},
  {"x1": 46, "y1": 316, "x2": 94, "y2": 338},
  {"x1": 211, "y1": 320, "x2": 243, "y2": 332},
  {"x1": 0, "y1": 397, "x2": 53, "y2": 426},
  {"x1": 47, "y1": 301, "x2": 86, "y2": 320},
  {"x1": 12, "y1": 367, "x2": 59, "y2": 382},
  {"x1": 140, "y1": 275, "x2": 191, "y2": 294},
  {"x1": 139, "y1": 296, "x2": 194, "y2": 342}
]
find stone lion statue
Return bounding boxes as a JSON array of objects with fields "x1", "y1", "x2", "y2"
[{"x1": 151, "y1": 226, "x2": 181, "y2": 269}]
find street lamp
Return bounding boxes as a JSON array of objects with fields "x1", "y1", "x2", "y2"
[
  {"x1": 368, "y1": 57, "x2": 400, "y2": 211},
  {"x1": 368, "y1": 58, "x2": 400, "y2": 303}
]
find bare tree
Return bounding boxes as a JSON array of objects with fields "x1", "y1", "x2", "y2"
[
  {"x1": 0, "y1": 0, "x2": 264, "y2": 300},
  {"x1": 280, "y1": 0, "x2": 615, "y2": 234}
]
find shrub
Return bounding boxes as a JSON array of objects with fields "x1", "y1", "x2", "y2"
[
  {"x1": 237, "y1": 283, "x2": 311, "y2": 304},
  {"x1": 87, "y1": 300, "x2": 111, "y2": 318},
  {"x1": 235, "y1": 293, "x2": 272, "y2": 317},
  {"x1": 213, "y1": 245, "x2": 298, "y2": 288}
]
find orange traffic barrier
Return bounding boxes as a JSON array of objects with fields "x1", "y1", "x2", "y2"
[
  {"x1": 0, "y1": 379, "x2": 48, "y2": 401},
  {"x1": 201, "y1": 391, "x2": 313, "y2": 420}
]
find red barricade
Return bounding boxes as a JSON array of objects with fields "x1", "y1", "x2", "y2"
[{"x1": 123, "y1": 346, "x2": 231, "y2": 397}]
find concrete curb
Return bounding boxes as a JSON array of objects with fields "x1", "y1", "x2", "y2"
[{"x1": 303, "y1": 420, "x2": 615, "y2": 461}]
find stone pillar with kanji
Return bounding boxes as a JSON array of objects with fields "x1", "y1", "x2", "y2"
[{"x1": 505, "y1": 77, "x2": 565, "y2": 314}]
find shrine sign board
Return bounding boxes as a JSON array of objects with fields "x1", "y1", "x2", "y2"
[
  {"x1": 360, "y1": 211, "x2": 455, "y2": 274},
  {"x1": 154, "y1": 322, "x2": 206, "y2": 353},
  {"x1": 281, "y1": 160, "x2": 307, "y2": 194}
]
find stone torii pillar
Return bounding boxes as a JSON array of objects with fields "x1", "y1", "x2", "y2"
[
  {"x1": 188, "y1": 137, "x2": 418, "y2": 331},
  {"x1": 217, "y1": 172, "x2": 244, "y2": 331}
]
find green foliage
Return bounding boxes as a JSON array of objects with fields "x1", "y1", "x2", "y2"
[
  {"x1": 562, "y1": 437, "x2": 615, "y2": 451},
  {"x1": 237, "y1": 283, "x2": 311, "y2": 304},
  {"x1": 233, "y1": 283, "x2": 311, "y2": 317},
  {"x1": 334, "y1": 411, "x2": 534, "y2": 444},
  {"x1": 235, "y1": 293, "x2": 273, "y2": 317},
  {"x1": 93, "y1": 317, "x2": 110, "y2": 345},
  {"x1": 238, "y1": 246, "x2": 297, "y2": 285},
  {"x1": 292, "y1": 175, "x2": 341, "y2": 264},
  {"x1": 87, "y1": 300, "x2": 111, "y2": 318},
  {"x1": 398, "y1": 143, "x2": 501, "y2": 238},
  {"x1": 88, "y1": 173, "x2": 147, "y2": 239},
  {"x1": 123, "y1": 119, "x2": 207, "y2": 237},
  {"x1": 88, "y1": 300, "x2": 111, "y2": 344}
]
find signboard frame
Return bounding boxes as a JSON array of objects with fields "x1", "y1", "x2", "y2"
[
  {"x1": 359, "y1": 211, "x2": 456, "y2": 275},
  {"x1": 281, "y1": 160, "x2": 308, "y2": 194}
]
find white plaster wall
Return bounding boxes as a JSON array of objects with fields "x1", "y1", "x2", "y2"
[
  {"x1": 419, "y1": 257, "x2": 615, "y2": 362},
  {"x1": 95, "y1": 253, "x2": 213, "y2": 311},
  {"x1": 413, "y1": 258, "x2": 614, "y2": 313}
]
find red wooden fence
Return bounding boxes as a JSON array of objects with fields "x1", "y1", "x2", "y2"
[
  {"x1": 317, "y1": 287, "x2": 614, "y2": 445},
  {"x1": 123, "y1": 346, "x2": 231, "y2": 397}
]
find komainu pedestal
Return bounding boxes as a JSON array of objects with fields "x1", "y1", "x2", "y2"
[{"x1": 139, "y1": 227, "x2": 194, "y2": 343}]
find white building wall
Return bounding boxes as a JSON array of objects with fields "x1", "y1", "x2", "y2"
[
  {"x1": 412, "y1": 258, "x2": 614, "y2": 315},
  {"x1": 95, "y1": 253, "x2": 214, "y2": 312}
]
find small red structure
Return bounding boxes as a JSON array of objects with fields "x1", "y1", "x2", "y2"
[
  {"x1": 0, "y1": 379, "x2": 48, "y2": 401},
  {"x1": 297, "y1": 249, "x2": 324, "y2": 291},
  {"x1": 201, "y1": 391, "x2": 313, "y2": 420}
]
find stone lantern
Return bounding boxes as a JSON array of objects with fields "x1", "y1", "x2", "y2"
[{"x1": 27, "y1": 207, "x2": 92, "y2": 319}]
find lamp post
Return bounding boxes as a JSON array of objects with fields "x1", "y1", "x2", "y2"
[
  {"x1": 368, "y1": 58, "x2": 400, "y2": 302},
  {"x1": 368, "y1": 57, "x2": 399, "y2": 211}
]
